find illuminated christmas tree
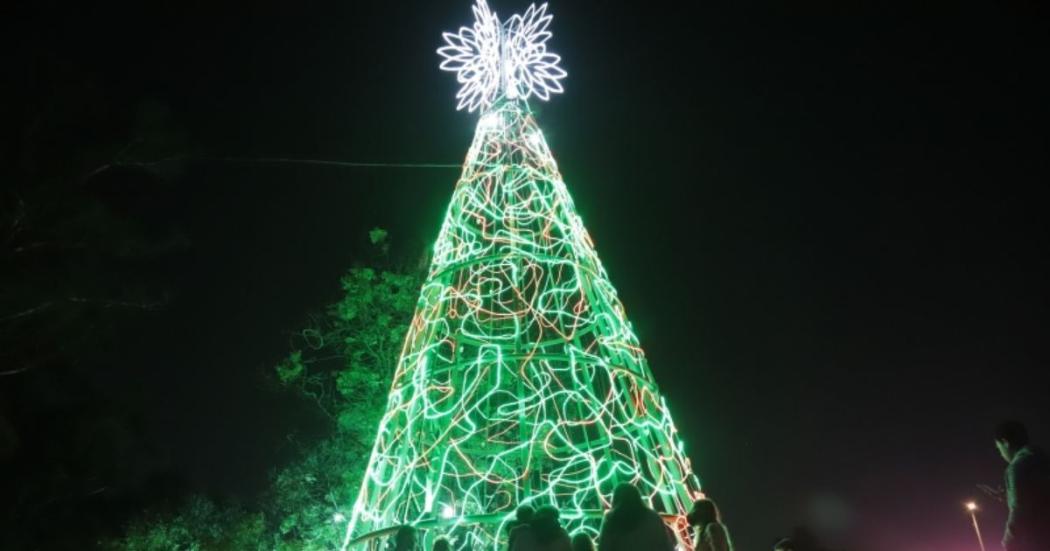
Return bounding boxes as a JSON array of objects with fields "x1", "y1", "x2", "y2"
[{"x1": 343, "y1": 2, "x2": 702, "y2": 549}]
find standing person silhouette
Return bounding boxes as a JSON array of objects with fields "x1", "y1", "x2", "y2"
[
  {"x1": 509, "y1": 504, "x2": 540, "y2": 551},
  {"x1": 994, "y1": 421, "x2": 1050, "y2": 551},
  {"x1": 391, "y1": 525, "x2": 418, "y2": 551},
  {"x1": 571, "y1": 532, "x2": 594, "y2": 551},
  {"x1": 687, "y1": 498, "x2": 733, "y2": 551},
  {"x1": 597, "y1": 483, "x2": 676, "y2": 551},
  {"x1": 531, "y1": 505, "x2": 572, "y2": 551}
]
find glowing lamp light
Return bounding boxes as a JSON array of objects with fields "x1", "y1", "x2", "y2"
[
  {"x1": 965, "y1": 501, "x2": 987, "y2": 551},
  {"x1": 441, "y1": 505, "x2": 457, "y2": 519},
  {"x1": 333, "y1": 512, "x2": 347, "y2": 523}
]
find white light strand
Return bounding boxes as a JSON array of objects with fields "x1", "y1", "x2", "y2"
[{"x1": 438, "y1": 0, "x2": 567, "y2": 112}]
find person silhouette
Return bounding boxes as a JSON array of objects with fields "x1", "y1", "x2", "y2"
[
  {"x1": 994, "y1": 421, "x2": 1050, "y2": 551},
  {"x1": 391, "y1": 525, "x2": 418, "y2": 551},
  {"x1": 597, "y1": 483, "x2": 675, "y2": 551},
  {"x1": 531, "y1": 505, "x2": 572, "y2": 551},
  {"x1": 686, "y1": 498, "x2": 733, "y2": 551},
  {"x1": 571, "y1": 532, "x2": 595, "y2": 551},
  {"x1": 509, "y1": 504, "x2": 538, "y2": 551}
]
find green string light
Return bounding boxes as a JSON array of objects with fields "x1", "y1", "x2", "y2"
[{"x1": 343, "y1": 98, "x2": 702, "y2": 550}]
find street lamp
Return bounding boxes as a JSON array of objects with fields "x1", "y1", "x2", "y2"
[{"x1": 965, "y1": 501, "x2": 986, "y2": 551}]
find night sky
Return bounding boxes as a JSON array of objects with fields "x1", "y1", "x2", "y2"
[{"x1": 7, "y1": 1, "x2": 1050, "y2": 550}]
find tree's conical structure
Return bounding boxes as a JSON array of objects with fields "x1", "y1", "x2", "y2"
[{"x1": 345, "y1": 99, "x2": 702, "y2": 550}]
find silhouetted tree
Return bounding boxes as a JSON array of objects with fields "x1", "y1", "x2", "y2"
[{"x1": 1, "y1": 54, "x2": 185, "y2": 549}]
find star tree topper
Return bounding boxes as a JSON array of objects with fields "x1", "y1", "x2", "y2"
[{"x1": 438, "y1": 0, "x2": 567, "y2": 112}]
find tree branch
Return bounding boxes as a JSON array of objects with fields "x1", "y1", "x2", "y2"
[
  {"x1": 0, "y1": 302, "x2": 54, "y2": 324},
  {"x1": 0, "y1": 363, "x2": 43, "y2": 377},
  {"x1": 66, "y1": 296, "x2": 167, "y2": 311}
]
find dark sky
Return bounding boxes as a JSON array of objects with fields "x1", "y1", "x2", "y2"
[{"x1": 9, "y1": 1, "x2": 1050, "y2": 550}]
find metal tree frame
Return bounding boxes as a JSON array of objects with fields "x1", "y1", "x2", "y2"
[{"x1": 342, "y1": 98, "x2": 702, "y2": 551}]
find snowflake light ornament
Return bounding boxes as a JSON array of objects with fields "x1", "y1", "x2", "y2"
[{"x1": 438, "y1": 0, "x2": 567, "y2": 112}]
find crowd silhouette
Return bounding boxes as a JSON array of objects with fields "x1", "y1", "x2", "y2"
[
  {"x1": 385, "y1": 420, "x2": 1050, "y2": 551},
  {"x1": 387, "y1": 482, "x2": 734, "y2": 551}
]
